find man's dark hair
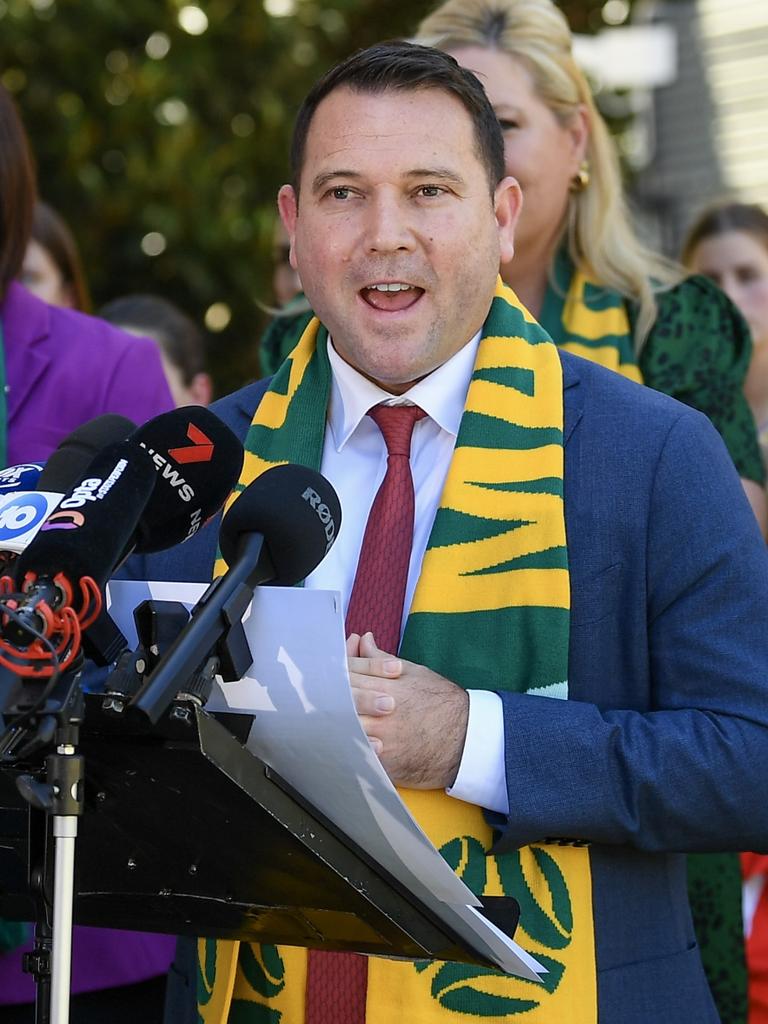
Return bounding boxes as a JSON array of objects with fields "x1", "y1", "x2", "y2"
[
  {"x1": 0, "y1": 84, "x2": 35, "y2": 298},
  {"x1": 98, "y1": 293, "x2": 207, "y2": 384},
  {"x1": 290, "y1": 40, "x2": 505, "y2": 198}
]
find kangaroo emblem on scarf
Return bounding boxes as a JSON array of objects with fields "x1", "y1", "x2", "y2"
[{"x1": 202, "y1": 279, "x2": 598, "y2": 1023}]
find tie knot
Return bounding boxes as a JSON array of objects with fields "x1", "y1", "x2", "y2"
[{"x1": 368, "y1": 403, "x2": 426, "y2": 457}]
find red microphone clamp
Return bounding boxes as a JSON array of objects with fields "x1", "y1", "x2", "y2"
[{"x1": 0, "y1": 572, "x2": 102, "y2": 677}]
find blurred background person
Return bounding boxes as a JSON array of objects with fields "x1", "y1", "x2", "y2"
[
  {"x1": 0, "y1": 83, "x2": 172, "y2": 467},
  {"x1": 99, "y1": 293, "x2": 214, "y2": 407},
  {"x1": 271, "y1": 219, "x2": 301, "y2": 310},
  {"x1": 18, "y1": 199, "x2": 91, "y2": 312},
  {"x1": 259, "y1": 218, "x2": 311, "y2": 376},
  {"x1": 683, "y1": 202, "x2": 768, "y2": 475},
  {"x1": 0, "y1": 80, "x2": 175, "y2": 1022},
  {"x1": 414, "y1": 0, "x2": 766, "y2": 541},
  {"x1": 684, "y1": 200, "x2": 768, "y2": 1024},
  {"x1": 416, "y1": 0, "x2": 764, "y2": 1019}
]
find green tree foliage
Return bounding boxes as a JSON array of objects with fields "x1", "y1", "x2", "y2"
[{"x1": 0, "y1": 0, "x2": 606, "y2": 396}]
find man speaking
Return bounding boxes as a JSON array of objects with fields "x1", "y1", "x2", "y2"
[{"x1": 150, "y1": 41, "x2": 768, "y2": 1024}]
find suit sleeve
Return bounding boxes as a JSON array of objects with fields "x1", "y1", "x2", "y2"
[{"x1": 493, "y1": 408, "x2": 768, "y2": 854}]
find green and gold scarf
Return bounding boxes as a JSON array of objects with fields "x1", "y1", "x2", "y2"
[
  {"x1": 199, "y1": 278, "x2": 598, "y2": 1022},
  {"x1": 539, "y1": 249, "x2": 641, "y2": 386}
]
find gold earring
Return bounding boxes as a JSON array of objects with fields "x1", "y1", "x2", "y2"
[{"x1": 570, "y1": 160, "x2": 590, "y2": 192}]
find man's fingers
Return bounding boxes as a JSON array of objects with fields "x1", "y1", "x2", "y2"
[
  {"x1": 351, "y1": 686, "x2": 395, "y2": 716},
  {"x1": 348, "y1": 655, "x2": 402, "y2": 679}
]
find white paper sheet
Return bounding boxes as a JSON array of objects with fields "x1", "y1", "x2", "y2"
[{"x1": 107, "y1": 579, "x2": 546, "y2": 980}]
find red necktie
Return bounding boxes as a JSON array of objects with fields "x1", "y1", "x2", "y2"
[{"x1": 305, "y1": 402, "x2": 426, "y2": 1024}]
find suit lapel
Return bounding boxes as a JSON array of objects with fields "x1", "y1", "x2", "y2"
[{"x1": 561, "y1": 350, "x2": 584, "y2": 448}]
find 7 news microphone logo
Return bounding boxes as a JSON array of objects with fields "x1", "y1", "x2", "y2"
[
  {"x1": 168, "y1": 423, "x2": 215, "y2": 464},
  {"x1": 138, "y1": 422, "x2": 215, "y2": 502}
]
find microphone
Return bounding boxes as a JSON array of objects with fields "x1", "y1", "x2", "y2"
[
  {"x1": 0, "y1": 410, "x2": 243, "y2": 678},
  {"x1": 129, "y1": 406, "x2": 245, "y2": 552},
  {"x1": 0, "y1": 463, "x2": 44, "y2": 496},
  {"x1": 0, "y1": 416, "x2": 137, "y2": 566},
  {"x1": 218, "y1": 462, "x2": 341, "y2": 585},
  {"x1": 131, "y1": 463, "x2": 341, "y2": 724},
  {"x1": 0, "y1": 441, "x2": 158, "y2": 676},
  {"x1": 38, "y1": 414, "x2": 137, "y2": 494}
]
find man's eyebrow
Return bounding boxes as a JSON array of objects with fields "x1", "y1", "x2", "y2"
[
  {"x1": 311, "y1": 170, "x2": 362, "y2": 194},
  {"x1": 404, "y1": 167, "x2": 466, "y2": 186},
  {"x1": 310, "y1": 167, "x2": 467, "y2": 194}
]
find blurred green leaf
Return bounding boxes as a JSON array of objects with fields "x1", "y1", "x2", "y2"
[{"x1": 0, "y1": 0, "x2": 615, "y2": 397}]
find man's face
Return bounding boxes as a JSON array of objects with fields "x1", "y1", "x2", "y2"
[{"x1": 278, "y1": 86, "x2": 520, "y2": 394}]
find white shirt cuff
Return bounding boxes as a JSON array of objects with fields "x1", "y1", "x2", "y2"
[{"x1": 446, "y1": 689, "x2": 509, "y2": 815}]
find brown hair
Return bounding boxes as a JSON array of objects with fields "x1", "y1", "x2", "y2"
[
  {"x1": 0, "y1": 84, "x2": 35, "y2": 299},
  {"x1": 30, "y1": 200, "x2": 92, "y2": 312},
  {"x1": 414, "y1": 0, "x2": 681, "y2": 346},
  {"x1": 682, "y1": 201, "x2": 768, "y2": 266}
]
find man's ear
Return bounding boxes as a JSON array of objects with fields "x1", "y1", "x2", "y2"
[
  {"x1": 277, "y1": 185, "x2": 298, "y2": 270},
  {"x1": 494, "y1": 175, "x2": 523, "y2": 267}
]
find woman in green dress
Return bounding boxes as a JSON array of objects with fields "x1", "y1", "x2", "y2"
[{"x1": 413, "y1": 2, "x2": 763, "y2": 1021}]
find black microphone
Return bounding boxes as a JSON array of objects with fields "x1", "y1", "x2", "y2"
[
  {"x1": 0, "y1": 416, "x2": 137, "y2": 571},
  {"x1": 131, "y1": 463, "x2": 341, "y2": 724},
  {"x1": 37, "y1": 414, "x2": 137, "y2": 493},
  {"x1": 219, "y1": 462, "x2": 341, "y2": 585},
  {"x1": 0, "y1": 442, "x2": 158, "y2": 675},
  {"x1": 129, "y1": 407, "x2": 244, "y2": 552},
  {"x1": 0, "y1": 411, "x2": 243, "y2": 677}
]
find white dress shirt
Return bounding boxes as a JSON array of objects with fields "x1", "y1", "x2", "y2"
[{"x1": 304, "y1": 336, "x2": 509, "y2": 815}]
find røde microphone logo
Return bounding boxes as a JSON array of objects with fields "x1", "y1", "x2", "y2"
[
  {"x1": 168, "y1": 423, "x2": 215, "y2": 464},
  {"x1": 0, "y1": 493, "x2": 50, "y2": 541},
  {"x1": 302, "y1": 487, "x2": 337, "y2": 552}
]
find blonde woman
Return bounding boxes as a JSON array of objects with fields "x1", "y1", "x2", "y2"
[
  {"x1": 413, "y1": 2, "x2": 761, "y2": 1020},
  {"x1": 413, "y1": 0, "x2": 766, "y2": 537}
]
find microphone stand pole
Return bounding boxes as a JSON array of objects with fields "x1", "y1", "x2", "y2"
[{"x1": 1, "y1": 669, "x2": 85, "y2": 1024}]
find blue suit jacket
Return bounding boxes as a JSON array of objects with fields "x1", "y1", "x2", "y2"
[{"x1": 149, "y1": 351, "x2": 768, "y2": 1023}]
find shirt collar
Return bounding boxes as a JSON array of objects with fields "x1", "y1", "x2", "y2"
[{"x1": 326, "y1": 331, "x2": 482, "y2": 452}]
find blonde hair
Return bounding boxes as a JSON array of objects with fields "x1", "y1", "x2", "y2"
[{"x1": 414, "y1": 0, "x2": 680, "y2": 345}]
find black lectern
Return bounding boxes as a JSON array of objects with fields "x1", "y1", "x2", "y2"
[{"x1": 0, "y1": 695, "x2": 516, "y2": 965}]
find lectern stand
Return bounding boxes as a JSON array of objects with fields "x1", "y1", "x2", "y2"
[{"x1": 0, "y1": 695, "x2": 516, "y2": 965}]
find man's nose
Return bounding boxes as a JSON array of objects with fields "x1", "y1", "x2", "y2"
[{"x1": 364, "y1": 191, "x2": 415, "y2": 253}]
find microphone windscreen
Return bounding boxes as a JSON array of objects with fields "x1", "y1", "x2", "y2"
[
  {"x1": 130, "y1": 407, "x2": 244, "y2": 553},
  {"x1": 15, "y1": 441, "x2": 157, "y2": 590},
  {"x1": 219, "y1": 464, "x2": 341, "y2": 587},
  {"x1": 38, "y1": 414, "x2": 137, "y2": 493}
]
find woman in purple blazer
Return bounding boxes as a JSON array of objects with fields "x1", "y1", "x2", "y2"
[{"x1": 0, "y1": 83, "x2": 176, "y2": 1021}]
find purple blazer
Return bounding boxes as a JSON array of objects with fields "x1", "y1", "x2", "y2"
[
  {"x1": 1, "y1": 281, "x2": 174, "y2": 466},
  {"x1": 0, "y1": 281, "x2": 176, "y2": 1000}
]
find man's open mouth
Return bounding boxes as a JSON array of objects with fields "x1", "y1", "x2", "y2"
[{"x1": 360, "y1": 282, "x2": 424, "y2": 312}]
